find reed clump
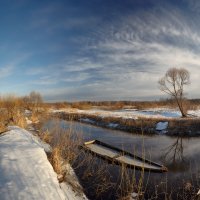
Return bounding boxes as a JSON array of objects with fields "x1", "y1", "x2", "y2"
[
  {"x1": 0, "y1": 95, "x2": 27, "y2": 128},
  {"x1": 37, "y1": 120, "x2": 83, "y2": 178},
  {"x1": 49, "y1": 147, "x2": 63, "y2": 174},
  {"x1": 0, "y1": 92, "x2": 45, "y2": 129}
]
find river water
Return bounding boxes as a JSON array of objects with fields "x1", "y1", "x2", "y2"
[{"x1": 45, "y1": 120, "x2": 200, "y2": 199}]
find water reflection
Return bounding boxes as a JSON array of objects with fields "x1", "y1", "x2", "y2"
[{"x1": 162, "y1": 137, "x2": 189, "y2": 172}]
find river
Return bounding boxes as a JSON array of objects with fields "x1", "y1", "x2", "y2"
[{"x1": 44, "y1": 119, "x2": 200, "y2": 199}]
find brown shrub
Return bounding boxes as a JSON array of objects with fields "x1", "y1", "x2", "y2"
[{"x1": 49, "y1": 147, "x2": 62, "y2": 174}]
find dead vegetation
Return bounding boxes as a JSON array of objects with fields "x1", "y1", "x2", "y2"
[
  {"x1": 37, "y1": 120, "x2": 83, "y2": 177},
  {"x1": 35, "y1": 119, "x2": 148, "y2": 199},
  {"x1": 0, "y1": 95, "x2": 27, "y2": 130},
  {"x1": 48, "y1": 99, "x2": 200, "y2": 136},
  {"x1": 47, "y1": 98, "x2": 200, "y2": 111},
  {"x1": 55, "y1": 111, "x2": 200, "y2": 136},
  {"x1": 0, "y1": 91, "x2": 47, "y2": 132}
]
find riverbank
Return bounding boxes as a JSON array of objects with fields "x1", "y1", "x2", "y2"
[
  {"x1": 52, "y1": 108, "x2": 200, "y2": 136},
  {"x1": 0, "y1": 126, "x2": 87, "y2": 200}
]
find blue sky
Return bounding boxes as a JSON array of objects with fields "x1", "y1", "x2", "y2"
[{"x1": 0, "y1": 0, "x2": 200, "y2": 101}]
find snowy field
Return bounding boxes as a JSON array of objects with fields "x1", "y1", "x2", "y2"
[
  {"x1": 0, "y1": 126, "x2": 87, "y2": 200},
  {"x1": 52, "y1": 107, "x2": 200, "y2": 119}
]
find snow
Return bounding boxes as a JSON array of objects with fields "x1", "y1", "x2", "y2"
[
  {"x1": 130, "y1": 192, "x2": 138, "y2": 200},
  {"x1": 156, "y1": 122, "x2": 168, "y2": 134},
  {"x1": 188, "y1": 110, "x2": 200, "y2": 117},
  {"x1": 108, "y1": 123, "x2": 119, "y2": 128},
  {"x1": 0, "y1": 126, "x2": 86, "y2": 200},
  {"x1": 25, "y1": 117, "x2": 32, "y2": 125},
  {"x1": 52, "y1": 107, "x2": 195, "y2": 119},
  {"x1": 156, "y1": 122, "x2": 168, "y2": 131},
  {"x1": 60, "y1": 183, "x2": 87, "y2": 200},
  {"x1": 25, "y1": 109, "x2": 32, "y2": 116},
  {"x1": 60, "y1": 163, "x2": 88, "y2": 200},
  {"x1": 137, "y1": 109, "x2": 181, "y2": 118},
  {"x1": 54, "y1": 107, "x2": 200, "y2": 119},
  {"x1": 51, "y1": 108, "x2": 74, "y2": 113},
  {"x1": 79, "y1": 118, "x2": 94, "y2": 124}
]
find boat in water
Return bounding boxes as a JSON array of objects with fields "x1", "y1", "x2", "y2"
[{"x1": 81, "y1": 140, "x2": 168, "y2": 173}]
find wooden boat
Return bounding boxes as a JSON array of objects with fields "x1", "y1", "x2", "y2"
[{"x1": 80, "y1": 140, "x2": 168, "y2": 173}]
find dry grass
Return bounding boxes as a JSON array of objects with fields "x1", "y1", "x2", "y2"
[
  {"x1": 0, "y1": 92, "x2": 48, "y2": 131},
  {"x1": 71, "y1": 102, "x2": 93, "y2": 110},
  {"x1": 30, "y1": 111, "x2": 40, "y2": 123},
  {"x1": 0, "y1": 122, "x2": 7, "y2": 134},
  {"x1": 56, "y1": 110, "x2": 200, "y2": 136},
  {"x1": 47, "y1": 99, "x2": 200, "y2": 112},
  {"x1": 49, "y1": 147, "x2": 62, "y2": 174},
  {"x1": 36, "y1": 118, "x2": 147, "y2": 199},
  {"x1": 38, "y1": 130, "x2": 52, "y2": 143},
  {"x1": 0, "y1": 95, "x2": 27, "y2": 128},
  {"x1": 49, "y1": 99, "x2": 184, "y2": 110},
  {"x1": 14, "y1": 111, "x2": 27, "y2": 128},
  {"x1": 73, "y1": 152, "x2": 146, "y2": 200},
  {"x1": 37, "y1": 119, "x2": 83, "y2": 179},
  {"x1": 56, "y1": 112, "x2": 160, "y2": 134}
]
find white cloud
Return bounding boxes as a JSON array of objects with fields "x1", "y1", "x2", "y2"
[
  {"x1": 0, "y1": 66, "x2": 14, "y2": 78},
  {"x1": 73, "y1": 6, "x2": 200, "y2": 100},
  {"x1": 32, "y1": 75, "x2": 58, "y2": 85},
  {"x1": 22, "y1": 2, "x2": 200, "y2": 100}
]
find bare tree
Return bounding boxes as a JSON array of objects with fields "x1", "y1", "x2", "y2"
[
  {"x1": 158, "y1": 67, "x2": 190, "y2": 117},
  {"x1": 29, "y1": 91, "x2": 43, "y2": 112},
  {"x1": 21, "y1": 95, "x2": 31, "y2": 110}
]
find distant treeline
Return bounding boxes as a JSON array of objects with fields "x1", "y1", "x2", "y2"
[{"x1": 48, "y1": 98, "x2": 200, "y2": 110}]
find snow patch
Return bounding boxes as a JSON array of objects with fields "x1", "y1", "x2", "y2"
[
  {"x1": 60, "y1": 164, "x2": 88, "y2": 200},
  {"x1": 60, "y1": 182, "x2": 87, "y2": 200},
  {"x1": 156, "y1": 122, "x2": 168, "y2": 134},
  {"x1": 188, "y1": 110, "x2": 200, "y2": 117},
  {"x1": 130, "y1": 192, "x2": 139, "y2": 200},
  {"x1": 108, "y1": 123, "x2": 119, "y2": 128},
  {"x1": 80, "y1": 118, "x2": 94, "y2": 124},
  {"x1": 25, "y1": 109, "x2": 32, "y2": 116},
  {"x1": 52, "y1": 107, "x2": 200, "y2": 119},
  {"x1": 25, "y1": 117, "x2": 32, "y2": 125}
]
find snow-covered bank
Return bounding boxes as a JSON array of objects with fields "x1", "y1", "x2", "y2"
[
  {"x1": 52, "y1": 108, "x2": 200, "y2": 136},
  {"x1": 0, "y1": 126, "x2": 87, "y2": 200},
  {"x1": 52, "y1": 107, "x2": 200, "y2": 119}
]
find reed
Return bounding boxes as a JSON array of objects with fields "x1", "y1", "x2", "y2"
[{"x1": 36, "y1": 118, "x2": 147, "y2": 199}]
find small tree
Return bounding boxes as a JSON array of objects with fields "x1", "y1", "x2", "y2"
[
  {"x1": 29, "y1": 91, "x2": 43, "y2": 112},
  {"x1": 158, "y1": 67, "x2": 190, "y2": 117},
  {"x1": 21, "y1": 95, "x2": 31, "y2": 110}
]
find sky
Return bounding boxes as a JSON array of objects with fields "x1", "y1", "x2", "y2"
[{"x1": 0, "y1": 0, "x2": 200, "y2": 101}]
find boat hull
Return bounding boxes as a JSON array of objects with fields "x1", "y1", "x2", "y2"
[{"x1": 80, "y1": 140, "x2": 168, "y2": 173}]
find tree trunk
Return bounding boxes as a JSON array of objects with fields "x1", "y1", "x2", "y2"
[{"x1": 175, "y1": 97, "x2": 187, "y2": 118}]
